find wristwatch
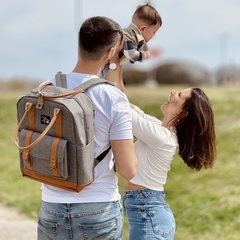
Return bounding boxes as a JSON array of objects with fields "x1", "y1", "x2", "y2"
[{"x1": 109, "y1": 63, "x2": 117, "y2": 70}]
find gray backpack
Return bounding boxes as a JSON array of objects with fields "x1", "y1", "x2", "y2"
[{"x1": 14, "y1": 72, "x2": 112, "y2": 192}]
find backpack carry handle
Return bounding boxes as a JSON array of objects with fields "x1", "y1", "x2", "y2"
[
  {"x1": 14, "y1": 102, "x2": 61, "y2": 151},
  {"x1": 37, "y1": 82, "x2": 84, "y2": 99}
]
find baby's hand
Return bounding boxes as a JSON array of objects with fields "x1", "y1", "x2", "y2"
[{"x1": 149, "y1": 47, "x2": 163, "y2": 58}]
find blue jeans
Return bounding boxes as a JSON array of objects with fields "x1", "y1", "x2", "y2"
[
  {"x1": 123, "y1": 189, "x2": 175, "y2": 240},
  {"x1": 37, "y1": 200, "x2": 123, "y2": 240}
]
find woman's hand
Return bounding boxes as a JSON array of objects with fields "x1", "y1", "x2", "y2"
[{"x1": 130, "y1": 103, "x2": 135, "y2": 109}]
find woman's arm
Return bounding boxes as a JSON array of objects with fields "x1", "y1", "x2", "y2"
[
  {"x1": 131, "y1": 108, "x2": 167, "y2": 147},
  {"x1": 131, "y1": 104, "x2": 162, "y2": 124}
]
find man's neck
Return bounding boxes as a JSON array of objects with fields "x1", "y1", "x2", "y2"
[{"x1": 72, "y1": 58, "x2": 103, "y2": 77}]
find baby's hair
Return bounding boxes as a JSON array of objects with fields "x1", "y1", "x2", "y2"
[
  {"x1": 145, "y1": 0, "x2": 151, "y2": 4},
  {"x1": 132, "y1": 3, "x2": 162, "y2": 27}
]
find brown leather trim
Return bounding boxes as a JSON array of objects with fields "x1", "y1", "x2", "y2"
[
  {"x1": 50, "y1": 138, "x2": 61, "y2": 177},
  {"x1": 15, "y1": 108, "x2": 61, "y2": 151},
  {"x1": 55, "y1": 109, "x2": 62, "y2": 138},
  {"x1": 37, "y1": 82, "x2": 84, "y2": 99},
  {"x1": 28, "y1": 103, "x2": 35, "y2": 131},
  {"x1": 22, "y1": 130, "x2": 34, "y2": 170},
  {"x1": 20, "y1": 168, "x2": 93, "y2": 192}
]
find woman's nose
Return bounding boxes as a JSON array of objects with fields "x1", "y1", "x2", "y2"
[{"x1": 171, "y1": 90, "x2": 176, "y2": 95}]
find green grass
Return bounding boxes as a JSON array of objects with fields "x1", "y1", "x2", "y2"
[{"x1": 1, "y1": 85, "x2": 240, "y2": 239}]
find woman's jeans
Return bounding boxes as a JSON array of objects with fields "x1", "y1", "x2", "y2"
[
  {"x1": 37, "y1": 200, "x2": 123, "y2": 240},
  {"x1": 123, "y1": 189, "x2": 175, "y2": 240}
]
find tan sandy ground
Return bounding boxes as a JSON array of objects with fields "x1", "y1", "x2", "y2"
[{"x1": 0, "y1": 204, "x2": 37, "y2": 240}]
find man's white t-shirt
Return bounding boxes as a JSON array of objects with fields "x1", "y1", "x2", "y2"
[{"x1": 41, "y1": 72, "x2": 133, "y2": 203}]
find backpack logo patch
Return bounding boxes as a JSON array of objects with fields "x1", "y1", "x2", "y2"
[{"x1": 41, "y1": 115, "x2": 51, "y2": 125}]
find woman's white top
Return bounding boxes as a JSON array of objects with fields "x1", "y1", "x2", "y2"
[{"x1": 130, "y1": 106, "x2": 178, "y2": 191}]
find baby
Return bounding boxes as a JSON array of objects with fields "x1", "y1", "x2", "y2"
[
  {"x1": 104, "y1": 3, "x2": 162, "y2": 75},
  {"x1": 119, "y1": 3, "x2": 162, "y2": 64}
]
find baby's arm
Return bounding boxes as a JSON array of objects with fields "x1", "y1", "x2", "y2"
[
  {"x1": 144, "y1": 47, "x2": 162, "y2": 60},
  {"x1": 123, "y1": 40, "x2": 146, "y2": 63},
  {"x1": 123, "y1": 42, "x2": 162, "y2": 63}
]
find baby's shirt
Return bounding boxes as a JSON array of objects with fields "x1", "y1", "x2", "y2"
[{"x1": 119, "y1": 23, "x2": 148, "y2": 64}]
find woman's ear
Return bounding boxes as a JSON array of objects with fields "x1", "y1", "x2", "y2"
[
  {"x1": 177, "y1": 110, "x2": 188, "y2": 123},
  {"x1": 179, "y1": 110, "x2": 188, "y2": 117}
]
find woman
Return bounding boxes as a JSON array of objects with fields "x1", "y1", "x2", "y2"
[
  {"x1": 124, "y1": 88, "x2": 216, "y2": 240},
  {"x1": 107, "y1": 51, "x2": 216, "y2": 240}
]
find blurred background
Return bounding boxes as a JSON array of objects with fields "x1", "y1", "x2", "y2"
[{"x1": 1, "y1": 0, "x2": 240, "y2": 86}]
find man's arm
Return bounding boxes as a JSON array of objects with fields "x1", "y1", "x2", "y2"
[
  {"x1": 107, "y1": 37, "x2": 126, "y2": 92},
  {"x1": 107, "y1": 40, "x2": 138, "y2": 181},
  {"x1": 110, "y1": 139, "x2": 138, "y2": 181},
  {"x1": 107, "y1": 65, "x2": 125, "y2": 92}
]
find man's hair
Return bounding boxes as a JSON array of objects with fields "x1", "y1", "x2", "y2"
[
  {"x1": 79, "y1": 16, "x2": 123, "y2": 61},
  {"x1": 132, "y1": 3, "x2": 162, "y2": 27},
  {"x1": 172, "y1": 88, "x2": 217, "y2": 171}
]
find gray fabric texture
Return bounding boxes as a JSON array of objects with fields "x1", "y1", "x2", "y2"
[{"x1": 16, "y1": 74, "x2": 114, "y2": 191}]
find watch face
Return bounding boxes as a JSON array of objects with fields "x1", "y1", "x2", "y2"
[{"x1": 109, "y1": 63, "x2": 117, "y2": 70}]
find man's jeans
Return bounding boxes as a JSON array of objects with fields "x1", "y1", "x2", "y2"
[
  {"x1": 123, "y1": 189, "x2": 175, "y2": 240},
  {"x1": 37, "y1": 200, "x2": 123, "y2": 240}
]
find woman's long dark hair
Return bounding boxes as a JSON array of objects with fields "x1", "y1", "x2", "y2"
[{"x1": 172, "y1": 88, "x2": 216, "y2": 171}]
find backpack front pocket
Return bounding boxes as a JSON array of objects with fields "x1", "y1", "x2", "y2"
[{"x1": 19, "y1": 129, "x2": 68, "y2": 179}]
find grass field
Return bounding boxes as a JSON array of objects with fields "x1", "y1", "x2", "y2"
[{"x1": 0, "y1": 84, "x2": 240, "y2": 239}]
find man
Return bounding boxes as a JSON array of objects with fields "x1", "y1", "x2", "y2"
[{"x1": 37, "y1": 16, "x2": 138, "y2": 240}]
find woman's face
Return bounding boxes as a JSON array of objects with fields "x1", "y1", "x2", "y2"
[{"x1": 161, "y1": 88, "x2": 191, "y2": 118}]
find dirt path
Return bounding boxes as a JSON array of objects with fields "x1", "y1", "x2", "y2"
[{"x1": 0, "y1": 204, "x2": 37, "y2": 240}]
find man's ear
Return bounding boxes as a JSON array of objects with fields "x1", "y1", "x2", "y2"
[{"x1": 105, "y1": 47, "x2": 114, "y2": 60}]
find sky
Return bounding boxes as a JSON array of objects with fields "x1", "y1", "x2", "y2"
[{"x1": 1, "y1": 0, "x2": 240, "y2": 81}]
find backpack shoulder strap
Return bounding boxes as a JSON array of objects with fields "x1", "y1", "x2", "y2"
[
  {"x1": 77, "y1": 78, "x2": 115, "y2": 91},
  {"x1": 79, "y1": 78, "x2": 114, "y2": 160},
  {"x1": 96, "y1": 146, "x2": 111, "y2": 162},
  {"x1": 55, "y1": 73, "x2": 113, "y2": 91},
  {"x1": 55, "y1": 72, "x2": 68, "y2": 88},
  {"x1": 55, "y1": 73, "x2": 112, "y2": 162}
]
